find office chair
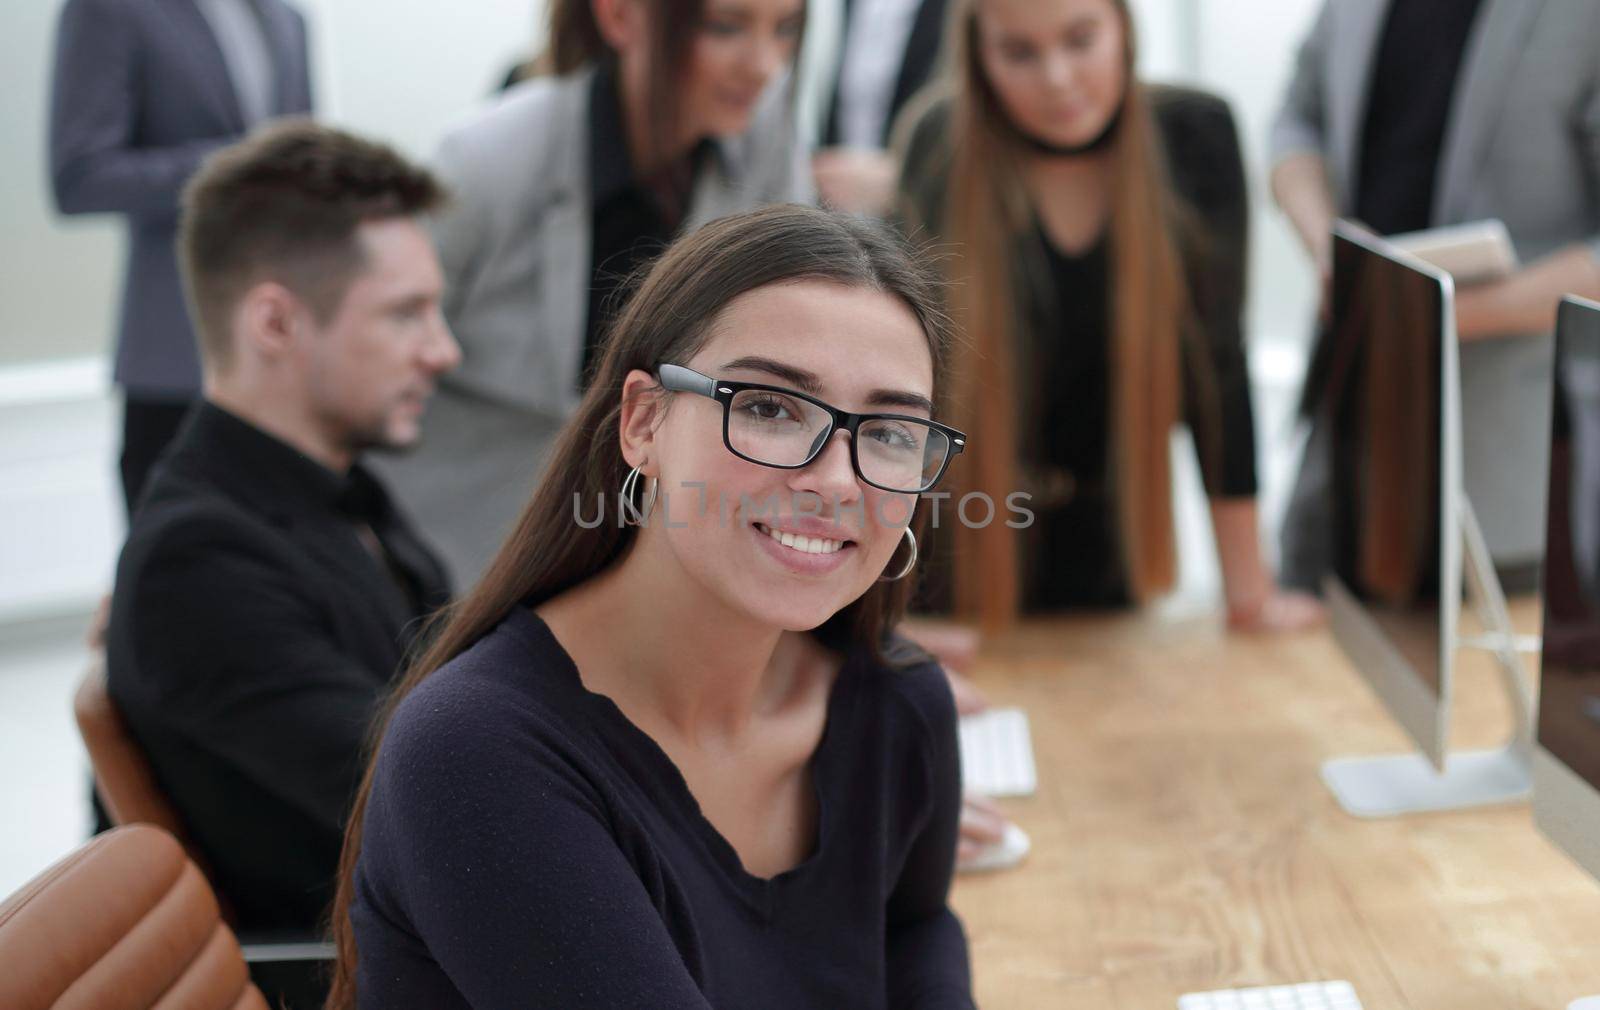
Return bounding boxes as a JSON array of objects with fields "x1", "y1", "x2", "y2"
[
  {"x1": 0, "y1": 824, "x2": 268, "y2": 1010},
  {"x1": 74, "y1": 659, "x2": 194, "y2": 836},
  {"x1": 72, "y1": 659, "x2": 336, "y2": 989}
]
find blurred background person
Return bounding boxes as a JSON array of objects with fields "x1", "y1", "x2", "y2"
[
  {"x1": 106, "y1": 123, "x2": 456, "y2": 970},
  {"x1": 1272, "y1": 0, "x2": 1600, "y2": 593},
  {"x1": 810, "y1": 0, "x2": 949, "y2": 216},
  {"x1": 372, "y1": 0, "x2": 811, "y2": 588},
  {"x1": 49, "y1": 0, "x2": 313, "y2": 516},
  {"x1": 897, "y1": 0, "x2": 1323, "y2": 633}
]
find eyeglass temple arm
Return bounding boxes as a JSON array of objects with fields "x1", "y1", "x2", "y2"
[{"x1": 657, "y1": 363, "x2": 718, "y2": 398}]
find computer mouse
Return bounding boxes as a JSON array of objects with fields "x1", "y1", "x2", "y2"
[{"x1": 957, "y1": 822, "x2": 1030, "y2": 873}]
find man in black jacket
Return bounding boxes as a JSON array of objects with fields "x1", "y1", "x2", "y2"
[{"x1": 106, "y1": 122, "x2": 459, "y2": 935}]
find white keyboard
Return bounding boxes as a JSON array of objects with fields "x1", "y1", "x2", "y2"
[
  {"x1": 958, "y1": 708, "x2": 1037, "y2": 797},
  {"x1": 1178, "y1": 981, "x2": 1363, "y2": 1010}
]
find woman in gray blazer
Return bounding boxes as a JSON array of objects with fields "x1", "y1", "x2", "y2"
[
  {"x1": 1272, "y1": 0, "x2": 1600, "y2": 590},
  {"x1": 375, "y1": 0, "x2": 812, "y2": 586}
]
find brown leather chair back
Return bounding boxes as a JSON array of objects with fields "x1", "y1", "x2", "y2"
[
  {"x1": 73, "y1": 659, "x2": 188, "y2": 837},
  {"x1": 73, "y1": 659, "x2": 238, "y2": 924},
  {"x1": 0, "y1": 824, "x2": 268, "y2": 1010}
]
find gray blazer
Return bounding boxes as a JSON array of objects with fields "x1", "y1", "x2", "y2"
[
  {"x1": 1272, "y1": 0, "x2": 1600, "y2": 566},
  {"x1": 1272, "y1": 0, "x2": 1600, "y2": 263},
  {"x1": 49, "y1": 0, "x2": 313, "y2": 398},
  {"x1": 373, "y1": 65, "x2": 812, "y2": 586}
]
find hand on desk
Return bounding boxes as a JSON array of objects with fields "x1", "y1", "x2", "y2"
[
  {"x1": 957, "y1": 793, "x2": 1012, "y2": 867},
  {"x1": 894, "y1": 621, "x2": 1025, "y2": 869},
  {"x1": 1227, "y1": 588, "x2": 1326, "y2": 634}
]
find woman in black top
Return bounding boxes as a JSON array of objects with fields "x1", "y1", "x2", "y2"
[
  {"x1": 896, "y1": 0, "x2": 1322, "y2": 631},
  {"x1": 325, "y1": 206, "x2": 977, "y2": 1009}
]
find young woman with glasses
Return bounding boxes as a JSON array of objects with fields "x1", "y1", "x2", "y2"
[
  {"x1": 896, "y1": 0, "x2": 1323, "y2": 632},
  {"x1": 325, "y1": 205, "x2": 977, "y2": 1009}
]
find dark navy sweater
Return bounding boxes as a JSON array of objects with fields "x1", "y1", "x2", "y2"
[{"x1": 349, "y1": 607, "x2": 975, "y2": 1008}]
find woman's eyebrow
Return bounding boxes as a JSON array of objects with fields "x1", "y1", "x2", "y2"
[
  {"x1": 867, "y1": 389, "x2": 936, "y2": 414},
  {"x1": 719, "y1": 356, "x2": 934, "y2": 414},
  {"x1": 719, "y1": 356, "x2": 823, "y2": 394}
]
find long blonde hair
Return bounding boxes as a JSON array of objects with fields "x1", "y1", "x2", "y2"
[{"x1": 929, "y1": 0, "x2": 1191, "y2": 629}]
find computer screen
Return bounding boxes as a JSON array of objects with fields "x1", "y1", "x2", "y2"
[
  {"x1": 1534, "y1": 296, "x2": 1600, "y2": 881},
  {"x1": 1321, "y1": 224, "x2": 1459, "y2": 766}
]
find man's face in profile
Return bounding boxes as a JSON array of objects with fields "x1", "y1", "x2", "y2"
[{"x1": 301, "y1": 218, "x2": 460, "y2": 456}]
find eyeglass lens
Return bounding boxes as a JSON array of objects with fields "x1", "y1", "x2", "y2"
[{"x1": 727, "y1": 389, "x2": 950, "y2": 492}]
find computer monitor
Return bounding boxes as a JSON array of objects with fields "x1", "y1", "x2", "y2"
[
  {"x1": 1317, "y1": 223, "x2": 1536, "y2": 817},
  {"x1": 1534, "y1": 296, "x2": 1600, "y2": 879}
]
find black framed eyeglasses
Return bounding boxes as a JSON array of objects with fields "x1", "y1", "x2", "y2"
[{"x1": 656, "y1": 363, "x2": 966, "y2": 495}]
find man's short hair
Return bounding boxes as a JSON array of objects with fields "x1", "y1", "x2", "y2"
[{"x1": 178, "y1": 120, "x2": 447, "y2": 369}]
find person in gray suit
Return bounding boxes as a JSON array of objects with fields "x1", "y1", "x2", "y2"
[
  {"x1": 1272, "y1": 0, "x2": 1600, "y2": 591},
  {"x1": 50, "y1": 0, "x2": 313, "y2": 515},
  {"x1": 373, "y1": 0, "x2": 811, "y2": 587}
]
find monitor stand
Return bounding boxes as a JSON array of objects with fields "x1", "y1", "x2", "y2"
[{"x1": 1321, "y1": 497, "x2": 1538, "y2": 817}]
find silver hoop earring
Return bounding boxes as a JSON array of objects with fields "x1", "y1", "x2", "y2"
[
  {"x1": 877, "y1": 527, "x2": 918, "y2": 583},
  {"x1": 620, "y1": 465, "x2": 657, "y2": 527}
]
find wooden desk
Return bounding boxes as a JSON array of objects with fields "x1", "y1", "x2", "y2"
[{"x1": 952, "y1": 607, "x2": 1600, "y2": 1008}]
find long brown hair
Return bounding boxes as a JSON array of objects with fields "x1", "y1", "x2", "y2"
[
  {"x1": 324, "y1": 205, "x2": 952, "y2": 1008},
  {"x1": 929, "y1": 0, "x2": 1193, "y2": 628}
]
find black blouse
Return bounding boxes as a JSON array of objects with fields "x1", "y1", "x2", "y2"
[{"x1": 349, "y1": 609, "x2": 974, "y2": 1009}]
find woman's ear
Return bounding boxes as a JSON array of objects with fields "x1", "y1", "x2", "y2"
[
  {"x1": 591, "y1": 0, "x2": 644, "y2": 51},
  {"x1": 618, "y1": 368, "x2": 663, "y2": 474}
]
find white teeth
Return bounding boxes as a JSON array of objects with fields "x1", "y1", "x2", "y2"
[{"x1": 758, "y1": 524, "x2": 844, "y2": 555}]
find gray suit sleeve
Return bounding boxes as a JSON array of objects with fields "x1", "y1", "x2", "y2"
[
  {"x1": 49, "y1": 0, "x2": 231, "y2": 218},
  {"x1": 1269, "y1": 0, "x2": 1334, "y2": 169},
  {"x1": 427, "y1": 129, "x2": 494, "y2": 332}
]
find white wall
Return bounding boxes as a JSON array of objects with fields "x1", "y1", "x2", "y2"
[
  {"x1": 296, "y1": 0, "x2": 544, "y2": 160},
  {"x1": 0, "y1": 1, "x2": 121, "y2": 367},
  {"x1": 0, "y1": 0, "x2": 548, "y2": 367}
]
